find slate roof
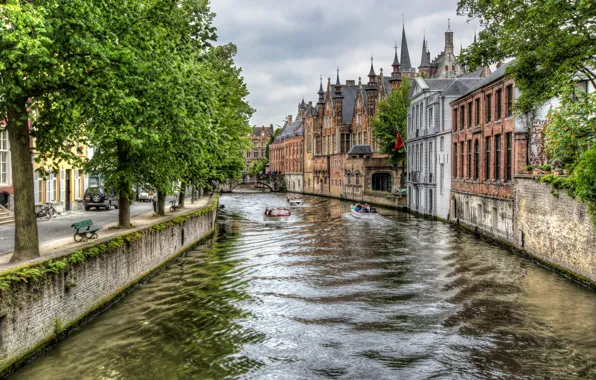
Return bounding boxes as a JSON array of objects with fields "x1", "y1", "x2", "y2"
[
  {"x1": 459, "y1": 62, "x2": 511, "y2": 97},
  {"x1": 252, "y1": 125, "x2": 274, "y2": 137},
  {"x1": 348, "y1": 144, "x2": 373, "y2": 155},
  {"x1": 340, "y1": 85, "x2": 358, "y2": 124}
]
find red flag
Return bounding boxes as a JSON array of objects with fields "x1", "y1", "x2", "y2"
[{"x1": 393, "y1": 131, "x2": 405, "y2": 151}]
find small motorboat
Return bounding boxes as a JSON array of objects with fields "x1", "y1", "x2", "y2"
[
  {"x1": 350, "y1": 205, "x2": 377, "y2": 219},
  {"x1": 287, "y1": 197, "x2": 304, "y2": 207},
  {"x1": 264, "y1": 207, "x2": 292, "y2": 221}
]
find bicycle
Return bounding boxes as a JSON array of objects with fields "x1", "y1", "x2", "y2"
[
  {"x1": 36, "y1": 205, "x2": 52, "y2": 221},
  {"x1": 45, "y1": 202, "x2": 57, "y2": 218}
]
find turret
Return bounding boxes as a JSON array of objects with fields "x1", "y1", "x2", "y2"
[
  {"x1": 368, "y1": 55, "x2": 377, "y2": 86},
  {"x1": 317, "y1": 76, "x2": 325, "y2": 105}
]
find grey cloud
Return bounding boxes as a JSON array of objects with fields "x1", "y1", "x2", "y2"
[{"x1": 211, "y1": 0, "x2": 478, "y2": 127}]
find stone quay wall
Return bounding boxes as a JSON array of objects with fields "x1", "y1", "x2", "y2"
[
  {"x1": 0, "y1": 196, "x2": 219, "y2": 376},
  {"x1": 514, "y1": 177, "x2": 596, "y2": 284}
]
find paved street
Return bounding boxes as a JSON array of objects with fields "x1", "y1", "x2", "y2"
[{"x1": 0, "y1": 198, "x2": 178, "y2": 255}]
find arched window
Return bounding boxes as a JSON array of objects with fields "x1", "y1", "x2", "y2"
[
  {"x1": 355, "y1": 172, "x2": 361, "y2": 185},
  {"x1": 372, "y1": 173, "x2": 392, "y2": 192},
  {"x1": 347, "y1": 173, "x2": 352, "y2": 185}
]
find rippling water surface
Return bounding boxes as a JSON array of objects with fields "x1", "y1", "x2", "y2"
[{"x1": 12, "y1": 193, "x2": 596, "y2": 379}]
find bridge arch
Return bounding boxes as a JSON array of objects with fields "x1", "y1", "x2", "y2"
[{"x1": 231, "y1": 181, "x2": 274, "y2": 192}]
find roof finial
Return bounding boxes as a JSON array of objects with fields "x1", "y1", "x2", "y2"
[
  {"x1": 402, "y1": 14, "x2": 404, "y2": 26},
  {"x1": 395, "y1": 42, "x2": 398, "y2": 52},
  {"x1": 371, "y1": 54, "x2": 374, "y2": 65},
  {"x1": 448, "y1": 18, "x2": 451, "y2": 32},
  {"x1": 336, "y1": 66, "x2": 341, "y2": 86}
]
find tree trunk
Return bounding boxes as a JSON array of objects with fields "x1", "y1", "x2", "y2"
[
  {"x1": 191, "y1": 186, "x2": 196, "y2": 204},
  {"x1": 8, "y1": 100, "x2": 40, "y2": 262},
  {"x1": 178, "y1": 182, "x2": 186, "y2": 208},
  {"x1": 117, "y1": 140, "x2": 131, "y2": 228},
  {"x1": 157, "y1": 192, "x2": 166, "y2": 216}
]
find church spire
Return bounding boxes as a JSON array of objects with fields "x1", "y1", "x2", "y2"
[
  {"x1": 400, "y1": 20, "x2": 412, "y2": 71},
  {"x1": 368, "y1": 55, "x2": 376, "y2": 77},
  {"x1": 336, "y1": 66, "x2": 341, "y2": 86},
  {"x1": 419, "y1": 32, "x2": 430, "y2": 67},
  {"x1": 445, "y1": 19, "x2": 454, "y2": 55}
]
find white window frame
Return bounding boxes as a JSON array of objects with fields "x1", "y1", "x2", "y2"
[{"x1": 0, "y1": 130, "x2": 10, "y2": 186}]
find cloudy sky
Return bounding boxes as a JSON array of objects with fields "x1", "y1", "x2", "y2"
[{"x1": 211, "y1": 0, "x2": 479, "y2": 129}]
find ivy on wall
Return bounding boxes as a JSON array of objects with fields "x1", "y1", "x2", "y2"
[{"x1": 0, "y1": 195, "x2": 219, "y2": 291}]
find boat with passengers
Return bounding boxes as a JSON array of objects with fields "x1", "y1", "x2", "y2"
[
  {"x1": 350, "y1": 204, "x2": 377, "y2": 219},
  {"x1": 264, "y1": 207, "x2": 292, "y2": 221}
]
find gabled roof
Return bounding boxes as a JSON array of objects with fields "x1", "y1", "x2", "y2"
[
  {"x1": 252, "y1": 125, "x2": 274, "y2": 137},
  {"x1": 348, "y1": 144, "x2": 373, "y2": 155}
]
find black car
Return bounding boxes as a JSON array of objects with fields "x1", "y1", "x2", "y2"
[{"x1": 83, "y1": 187, "x2": 119, "y2": 211}]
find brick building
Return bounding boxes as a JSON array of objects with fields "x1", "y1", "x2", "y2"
[
  {"x1": 244, "y1": 125, "x2": 274, "y2": 170},
  {"x1": 450, "y1": 63, "x2": 528, "y2": 241},
  {"x1": 270, "y1": 112, "x2": 304, "y2": 192}
]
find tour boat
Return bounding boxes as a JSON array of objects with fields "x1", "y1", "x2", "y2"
[
  {"x1": 287, "y1": 197, "x2": 305, "y2": 207},
  {"x1": 350, "y1": 205, "x2": 376, "y2": 219},
  {"x1": 264, "y1": 208, "x2": 292, "y2": 221}
]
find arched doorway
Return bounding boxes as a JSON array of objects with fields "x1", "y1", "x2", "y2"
[{"x1": 451, "y1": 196, "x2": 457, "y2": 220}]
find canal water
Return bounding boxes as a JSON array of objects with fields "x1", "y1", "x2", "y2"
[{"x1": 12, "y1": 194, "x2": 596, "y2": 379}]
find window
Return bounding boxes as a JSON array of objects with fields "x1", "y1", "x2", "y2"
[
  {"x1": 454, "y1": 108, "x2": 458, "y2": 130},
  {"x1": 485, "y1": 137, "x2": 491, "y2": 180},
  {"x1": 467, "y1": 102, "x2": 472, "y2": 128},
  {"x1": 495, "y1": 135, "x2": 502, "y2": 181},
  {"x1": 474, "y1": 139, "x2": 480, "y2": 180},
  {"x1": 440, "y1": 136, "x2": 444, "y2": 151},
  {"x1": 486, "y1": 94, "x2": 492, "y2": 123},
  {"x1": 506, "y1": 85, "x2": 513, "y2": 117},
  {"x1": 46, "y1": 172, "x2": 56, "y2": 203},
  {"x1": 0, "y1": 130, "x2": 8, "y2": 185},
  {"x1": 74, "y1": 169, "x2": 81, "y2": 199},
  {"x1": 506, "y1": 132, "x2": 512, "y2": 182},
  {"x1": 363, "y1": 131, "x2": 367, "y2": 145},
  {"x1": 460, "y1": 142, "x2": 464, "y2": 178},
  {"x1": 357, "y1": 112, "x2": 362, "y2": 125},
  {"x1": 496, "y1": 89, "x2": 502, "y2": 120},
  {"x1": 453, "y1": 144, "x2": 458, "y2": 177},
  {"x1": 372, "y1": 173, "x2": 392, "y2": 192},
  {"x1": 428, "y1": 108, "x2": 433, "y2": 129},
  {"x1": 307, "y1": 129, "x2": 312, "y2": 152},
  {"x1": 475, "y1": 99, "x2": 480, "y2": 126},
  {"x1": 467, "y1": 140, "x2": 472, "y2": 179},
  {"x1": 460, "y1": 105, "x2": 465, "y2": 129},
  {"x1": 34, "y1": 171, "x2": 43, "y2": 203},
  {"x1": 355, "y1": 173, "x2": 360, "y2": 185},
  {"x1": 440, "y1": 164, "x2": 444, "y2": 195}
]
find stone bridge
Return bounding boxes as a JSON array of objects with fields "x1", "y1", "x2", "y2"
[{"x1": 220, "y1": 174, "x2": 286, "y2": 193}]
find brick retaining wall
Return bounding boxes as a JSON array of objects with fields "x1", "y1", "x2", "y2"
[
  {"x1": 0, "y1": 197, "x2": 218, "y2": 376},
  {"x1": 514, "y1": 177, "x2": 596, "y2": 284}
]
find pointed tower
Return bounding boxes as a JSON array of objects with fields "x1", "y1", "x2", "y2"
[
  {"x1": 317, "y1": 75, "x2": 325, "y2": 105},
  {"x1": 445, "y1": 19, "x2": 454, "y2": 56},
  {"x1": 368, "y1": 55, "x2": 377, "y2": 86},
  {"x1": 418, "y1": 34, "x2": 431, "y2": 77},
  {"x1": 333, "y1": 67, "x2": 343, "y2": 130},
  {"x1": 366, "y1": 56, "x2": 379, "y2": 118},
  {"x1": 389, "y1": 42, "x2": 402, "y2": 88},
  {"x1": 400, "y1": 23, "x2": 412, "y2": 74}
]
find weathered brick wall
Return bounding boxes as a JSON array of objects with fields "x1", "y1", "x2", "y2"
[
  {"x1": 0, "y1": 201, "x2": 218, "y2": 374},
  {"x1": 451, "y1": 191, "x2": 515, "y2": 242},
  {"x1": 514, "y1": 177, "x2": 596, "y2": 283}
]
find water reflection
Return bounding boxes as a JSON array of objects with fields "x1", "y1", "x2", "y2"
[{"x1": 12, "y1": 193, "x2": 596, "y2": 379}]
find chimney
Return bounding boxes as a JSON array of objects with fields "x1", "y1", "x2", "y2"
[
  {"x1": 287, "y1": 115, "x2": 293, "y2": 124},
  {"x1": 346, "y1": 80, "x2": 356, "y2": 86}
]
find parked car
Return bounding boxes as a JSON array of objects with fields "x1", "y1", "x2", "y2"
[
  {"x1": 83, "y1": 187, "x2": 119, "y2": 211},
  {"x1": 139, "y1": 190, "x2": 155, "y2": 202}
]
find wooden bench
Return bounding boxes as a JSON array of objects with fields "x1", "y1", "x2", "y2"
[{"x1": 71, "y1": 220, "x2": 100, "y2": 242}]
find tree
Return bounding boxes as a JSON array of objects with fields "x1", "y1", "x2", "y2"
[
  {"x1": 372, "y1": 78, "x2": 411, "y2": 166},
  {"x1": 0, "y1": 0, "x2": 125, "y2": 261},
  {"x1": 457, "y1": 0, "x2": 596, "y2": 114},
  {"x1": 265, "y1": 127, "x2": 281, "y2": 160}
]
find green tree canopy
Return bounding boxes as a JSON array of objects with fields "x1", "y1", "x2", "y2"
[
  {"x1": 457, "y1": 0, "x2": 596, "y2": 114},
  {"x1": 372, "y1": 78, "x2": 411, "y2": 166}
]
